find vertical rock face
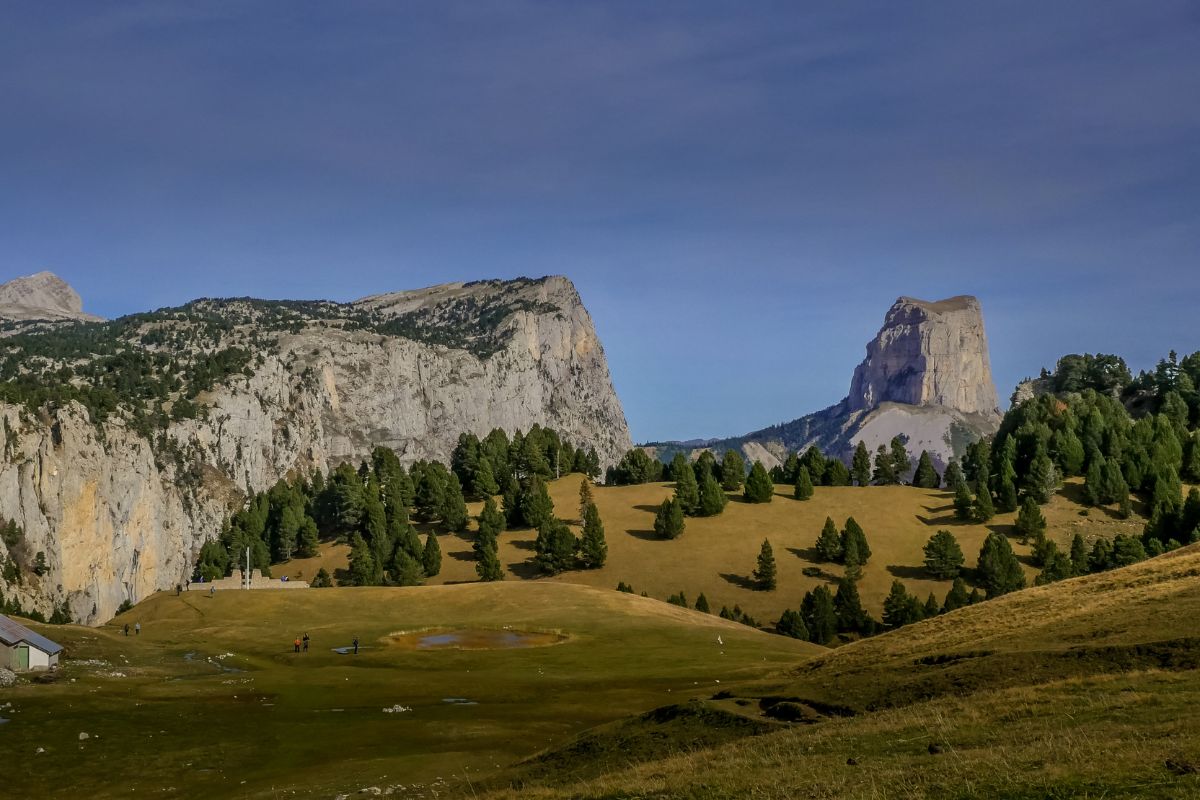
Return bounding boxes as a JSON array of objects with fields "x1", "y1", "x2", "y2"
[
  {"x1": 0, "y1": 274, "x2": 631, "y2": 624},
  {"x1": 0, "y1": 271, "x2": 103, "y2": 322},
  {"x1": 847, "y1": 296, "x2": 1000, "y2": 417}
]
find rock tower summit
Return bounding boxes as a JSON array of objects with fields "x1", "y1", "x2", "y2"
[{"x1": 847, "y1": 295, "x2": 1000, "y2": 418}]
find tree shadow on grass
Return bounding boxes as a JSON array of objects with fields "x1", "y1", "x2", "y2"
[
  {"x1": 447, "y1": 550, "x2": 477, "y2": 563},
  {"x1": 507, "y1": 560, "x2": 542, "y2": 579},
  {"x1": 626, "y1": 529, "x2": 662, "y2": 541},
  {"x1": 510, "y1": 539, "x2": 536, "y2": 551},
  {"x1": 787, "y1": 546, "x2": 823, "y2": 562},
  {"x1": 886, "y1": 564, "x2": 930, "y2": 581},
  {"x1": 719, "y1": 572, "x2": 759, "y2": 590},
  {"x1": 986, "y1": 523, "x2": 1019, "y2": 539},
  {"x1": 633, "y1": 504, "x2": 665, "y2": 513},
  {"x1": 917, "y1": 509, "x2": 961, "y2": 526}
]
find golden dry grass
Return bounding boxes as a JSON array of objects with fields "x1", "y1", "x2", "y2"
[{"x1": 365, "y1": 474, "x2": 1145, "y2": 624}]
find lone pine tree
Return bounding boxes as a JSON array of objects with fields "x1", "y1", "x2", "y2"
[{"x1": 754, "y1": 539, "x2": 778, "y2": 590}]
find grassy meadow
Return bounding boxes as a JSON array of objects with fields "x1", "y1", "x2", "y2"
[
  {"x1": 1, "y1": 582, "x2": 818, "y2": 799},
  {"x1": 484, "y1": 544, "x2": 1200, "y2": 799},
  {"x1": 290, "y1": 474, "x2": 1145, "y2": 623}
]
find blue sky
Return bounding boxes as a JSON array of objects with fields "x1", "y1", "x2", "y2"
[{"x1": 2, "y1": 2, "x2": 1198, "y2": 442}]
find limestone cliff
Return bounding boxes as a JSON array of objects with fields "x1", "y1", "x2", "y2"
[
  {"x1": 0, "y1": 275, "x2": 631, "y2": 623},
  {"x1": 649, "y1": 295, "x2": 1001, "y2": 475}
]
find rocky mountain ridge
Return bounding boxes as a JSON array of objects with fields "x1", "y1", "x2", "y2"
[
  {"x1": 0, "y1": 274, "x2": 631, "y2": 623},
  {"x1": 648, "y1": 295, "x2": 1002, "y2": 474}
]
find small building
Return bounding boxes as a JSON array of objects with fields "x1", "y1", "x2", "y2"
[{"x1": 0, "y1": 613, "x2": 63, "y2": 671}]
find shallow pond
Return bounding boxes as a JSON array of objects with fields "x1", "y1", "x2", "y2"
[{"x1": 388, "y1": 629, "x2": 567, "y2": 651}]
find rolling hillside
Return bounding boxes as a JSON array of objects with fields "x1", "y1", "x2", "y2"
[
  {"x1": 485, "y1": 545, "x2": 1200, "y2": 799},
  {"x1": 290, "y1": 473, "x2": 1146, "y2": 623}
]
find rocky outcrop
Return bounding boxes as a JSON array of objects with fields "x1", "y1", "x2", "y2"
[
  {"x1": 847, "y1": 296, "x2": 999, "y2": 416},
  {"x1": 0, "y1": 275, "x2": 631, "y2": 623},
  {"x1": 649, "y1": 295, "x2": 1002, "y2": 475},
  {"x1": 0, "y1": 271, "x2": 103, "y2": 322}
]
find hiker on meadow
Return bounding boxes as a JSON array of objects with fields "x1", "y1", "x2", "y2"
[
  {"x1": 123, "y1": 623, "x2": 129, "y2": 636},
  {"x1": 302, "y1": 633, "x2": 310, "y2": 653},
  {"x1": 210, "y1": 586, "x2": 216, "y2": 597},
  {"x1": 135, "y1": 622, "x2": 141, "y2": 635},
  {"x1": 294, "y1": 637, "x2": 301, "y2": 654},
  {"x1": 353, "y1": 636, "x2": 359, "y2": 655}
]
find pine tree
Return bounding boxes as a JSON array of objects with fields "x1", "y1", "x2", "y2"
[
  {"x1": 841, "y1": 533, "x2": 862, "y2": 582},
  {"x1": 1084, "y1": 457, "x2": 1105, "y2": 506},
  {"x1": 1069, "y1": 533, "x2": 1088, "y2": 576},
  {"x1": 834, "y1": 577, "x2": 870, "y2": 634},
  {"x1": 653, "y1": 498, "x2": 686, "y2": 539},
  {"x1": 348, "y1": 533, "x2": 380, "y2": 586},
  {"x1": 872, "y1": 444, "x2": 898, "y2": 485},
  {"x1": 578, "y1": 477, "x2": 594, "y2": 521},
  {"x1": 825, "y1": 461, "x2": 852, "y2": 486},
  {"x1": 1024, "y1": 450, "x2": 1059, "y2": 504},
  {"x1": 744, "y1": 462, "x2": 775, "y2": 503},
  {"x1": 954, "y1": 481, "x2": 974, "y2": 521},
  {"x1": 1014, "y1": 496, "x2": 1047, "y2": 544},
  {"x1": 697, "y1": 471, "x2": 729, "y2": 516},
  {"x1": 815, "y1": 517, "x2": 843, "y2": 562},
  {"x1": 801, "y1": 586, "x2": 838, "y2": 645},
  {"x1": 440, "y1": 474, "x2": 469, "y2": 532},
  {"x1": 534, "y1": 518, "x2": 579, "y2": 575},
  {"x1": 475, "y1": 538, "x2": 504, "y2": 582},
  {"x1": 296, "y1": 518, "x2": 319, "y2": 559},
  {"x1": 851, "y1": 441, "x2": 872, "y2": 487},
  {"x1": 390, "y1": 547, "x2": 424, "y2": 586},
  {"x1": 922, "y1": 530, "x2": 964, "y2": 579},
  {"x1": 312, "y1": 567, "x2": 333, "y2": 588},
  {"x1": 776, "y1": 609, "x2": 809, "y2": 640},
  {"x1": 753, "y1": 539, "x2": 777, "y2": 590},
  {"x1": 941, "y1": 578, "x2": 970, "y2": 613},
  {"x1": 502, "y1": 477, "x2": 523, "y2": 527},
  {"x1": 422, "y1": 533, "x2": 442, "y2": 577},
  {"x1": 890, "y1": 436, "x2": 912, "y2": 482},
  {"x1": 944, "y1": 461, "x2": 966, "y2": 491},
  {"x1": 913, "y1": 451, "x2": 940, "y2": 489},
  {"x1": 923, "y1": 593, "x2": 940, "y2": 618},
  {"x1": 478, "y1": 497, "x2": 507, "y2": 539},
  {"x1": 972, "y1": 487, "x2": 995, "y2": 523},
  {"x1": 794, "y1": 466, "x2": 814, "y2": 501},
  {"x1": 673, "y1": 457, "x2": 701, "y2": 515},
  {"x1": 695, "y1": 592, "x2": 711, "y2": 614},
  {"x1": 840, "y1": 517, "x2": 872, "y2": 564},
  {"x1": 474, "y1": 457, "x2": 500, "y2": 498},
  {"x1": 579, "y1": 502, "x2": 608, "y2": 568},
  {"x1": 883, "y1": 581, "x2": 921, "y2": 628},
  {"x1": 521, "y1": 476, "x2": 555, "y2": 529},
  {"x1": 720, "y1": 450, "x2": 745, "y2": 491},
  {"x1": 976, "y1": 532, "x2": 1026, "y2": 598},
  {"x1": 1036, "y1": 549, "x2": 1075, "y2": 585}
]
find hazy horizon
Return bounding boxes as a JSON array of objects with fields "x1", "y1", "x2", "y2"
[{"x1": 3, "y1": 2, "x2": 1198, "y2": 441}]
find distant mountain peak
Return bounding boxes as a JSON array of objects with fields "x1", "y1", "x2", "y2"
[{"x1": 0, "y1": 271, "x2": 103, "y2": 322}]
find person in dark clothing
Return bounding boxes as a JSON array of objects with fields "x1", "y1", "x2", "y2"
[
  {"x1": 123, "y1": 623, "x2": 129, "y2": 636},
  {"x1": 302, "y1": 633, "x2": 310, "y2": 653},
  {"x1": 352, "y1": 637, "x2": 359, "y2": 655}
]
